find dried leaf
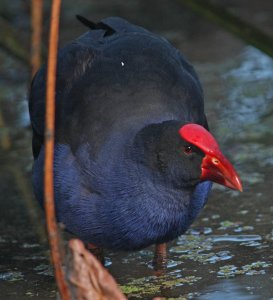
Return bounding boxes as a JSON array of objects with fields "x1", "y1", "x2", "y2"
[{"x1": 67, "y1": 239, "x2": 127, "y2": 300}]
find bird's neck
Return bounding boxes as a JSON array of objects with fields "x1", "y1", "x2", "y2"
[
  {"x1": 129, "y1": 120, "x2": 188, "y2": 189},
  {"x1": 95, "y1": 120, "x2": 192, "y2": 203}
]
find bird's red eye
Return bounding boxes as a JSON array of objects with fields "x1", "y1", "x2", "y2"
[{"x1": 184, "y1": 145, "x2": 193, "y2": 155}]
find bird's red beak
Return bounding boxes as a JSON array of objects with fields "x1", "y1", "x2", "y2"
[{"x1": 179, "y1": 124, "x2": 243, "y2": 192}]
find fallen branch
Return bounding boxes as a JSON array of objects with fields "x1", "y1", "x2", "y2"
[{"x1": 44, "y1": 0, "x2": 71, "y2": 299}]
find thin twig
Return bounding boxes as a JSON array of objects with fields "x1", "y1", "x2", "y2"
[
  {"x1": 44, "y1": 0, "x2": 71, "y2": 299},
  {"x1": 31, "y1": 0, "x2": 43, "y2": 78},
  {"x1": 0, "y1": 96, "x2": 46, "y2": 245},
  {"x1": 0, "y1": 110, "x2": 11, "y2": 151}
]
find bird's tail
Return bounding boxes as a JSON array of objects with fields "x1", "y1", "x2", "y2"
[{"x1": 76, "y1": 15, "x2": 115, "y2": 36}]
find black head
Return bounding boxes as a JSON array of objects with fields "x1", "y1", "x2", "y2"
[
  {"x1": 133, "y1": 120, "x2": 242, "y2": 192},
  {"x1": 132, "y1": 121, "x2": 205, "y2": 189}
]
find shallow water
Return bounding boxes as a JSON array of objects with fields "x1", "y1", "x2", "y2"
[{"x1": 0, "y1": 1, "x2": 273, "y2": 299}]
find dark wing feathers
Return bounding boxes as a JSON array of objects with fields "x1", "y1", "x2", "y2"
[
  {"x1": 29, "y1": 42, "x2": 96, "y2": 157},
  {"x1": 29, "y1": 16, "x2": 207, "y2": 158}
]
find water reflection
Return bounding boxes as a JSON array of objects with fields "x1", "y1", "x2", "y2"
[
  {"x1": 218, "y1": 46, "x2": 273, "y2": 140},
  {"x1": 199, "y1": 280, "x2": 259, "y2": 300}
]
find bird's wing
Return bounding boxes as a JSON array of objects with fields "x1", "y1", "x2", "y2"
[
  {"x1": 29, "y1": 22, "x2": 105, "y2": 158},
  {"x1": 29, "y1": 16, "x2": 208, "y2": 159},
  {"x1": 29, "y1": 16, "x2": 145, "y2": 158}
]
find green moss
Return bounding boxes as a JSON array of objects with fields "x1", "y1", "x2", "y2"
[
  {"x1": 120, "y1": 285, "x2": 145, "y2": 294},
  {"x1": 217, "y1": 261, "x2": 272, "y2": 278},
  {"x1": 120, "y1": 273, "x2": 201, "y2": 298},
  {"x1": 161, "y1": 276, "x2": 201, "y2": 288},
  {"x1": 218, "y1": 220, "x2": 242, "y2": 230}
]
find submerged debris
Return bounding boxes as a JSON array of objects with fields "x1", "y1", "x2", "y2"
[{"x1": 0, "y1": 271, "x2": 24, "y2": 282}]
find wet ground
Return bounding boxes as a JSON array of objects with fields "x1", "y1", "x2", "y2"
[{"x1": 0, "y1": 1, "x2": 273, "y2": 299}]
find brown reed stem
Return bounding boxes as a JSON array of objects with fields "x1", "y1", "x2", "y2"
[
  {"x1": 44, "y1": 0, "x2": 71, "y2": 299},
  {"x1": 31, "y1": 0, "x2": 43, "y2": 78}
]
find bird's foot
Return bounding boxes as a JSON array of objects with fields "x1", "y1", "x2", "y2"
[{"x1": 152, "y1": 243, "x2": 167, "y2": 274}]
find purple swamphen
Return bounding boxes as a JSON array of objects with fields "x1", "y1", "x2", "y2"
[{"x1": 29, "y1": 16, "x2": 242, "y2": 265}]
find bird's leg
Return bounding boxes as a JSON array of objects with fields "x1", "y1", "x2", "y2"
[
  {"x1": 153, "y1": 243, "x2": 167, "y2": 271},
  {"x1": 86, "y1": 242, "x2": 104, "y2": 264}
]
